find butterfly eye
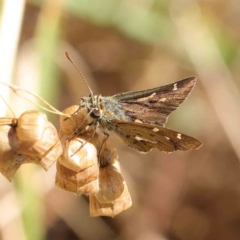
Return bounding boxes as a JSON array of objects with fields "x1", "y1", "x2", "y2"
[{"x1": 90, "y1": 108, "x2": 102, "y2": 119}]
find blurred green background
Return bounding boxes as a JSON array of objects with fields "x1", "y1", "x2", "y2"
[{"x1": 0, "y1": 0, "x2": 240, "y2": 239}]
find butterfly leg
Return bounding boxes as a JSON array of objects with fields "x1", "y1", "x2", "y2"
[{"x1": 69, "y1": 121, "x2": 100, "y2": 157}]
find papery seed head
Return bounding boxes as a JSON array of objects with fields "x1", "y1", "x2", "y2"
[
  {"x1": 59, "y1": 135, "x2": 98, "y2": 172},
  {"x1": 38, "y1": 140, "x2": 62, "y2": 170},
  {"x1": 89, "y1": 180, "x2": 132, "y2": 217},
  {"x1": 55, "y1": 161, "x2": 99, "y2": 194},
  {"x1": 60, "y1": 105, "x2": 92, "y2": 135},
  {"x1": 17, "y1": 121, "x2": 59, "y2": 157},
  {"x1": 95, "y1": 163, "x2": 124, "y2": 204},
  {"x1": 16, "y1": 110, "x2": 48, "y2": 141}
]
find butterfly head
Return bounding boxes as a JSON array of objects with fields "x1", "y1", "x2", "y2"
[{"x1": 80, "y1": 94, "x2": 103, "y2": 119}]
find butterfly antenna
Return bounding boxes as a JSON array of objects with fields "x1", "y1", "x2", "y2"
[{"x1": 65, "y1": 52, "x2": 93, "y2": 96}]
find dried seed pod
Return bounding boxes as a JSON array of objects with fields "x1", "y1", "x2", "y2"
[
  {"x1": 0, "y1": 124, "x2": 38, "y2": 181},
  {"x1": 34, "y1": 140, "x2": 62, "y2": 171},
  {"x1": 95, "y1": 161, "x2": 124, "y2": 204},
  {"x1": 56, "y1": 161, "x2": 99, "y2": 194},
  {"x1": 15, "y1": 119, "x2": 62, "y2": 170},
  {"x1": 16, "y1": 110, "x2": 48, "y2": 141},
  {"x1": 0, "y1": 111, "x2": 62, "y2": 181},
  {"x1": 17, "y1": 121, "x2": 60, "y2": 157},
  {"x1": 89, "y1": 179, "x2": 132, "y2": 217},
  {"x1": 96, "y1": 144, "x2": 126, "y2": 203},
  {"x1": 18, "y1": 119, "x2": 62, "y2": 170},
  {"x1": 90, "y1": 140, "x2": 132, "y2": 217},
  {"x1": 56, "y1": 130, "x2": 99, "y2": 194},
  {"x1": 60, "y1": 105, "x2": 92, "y2": 135},
  {"x1": 58, "y1": 134, "x2": 98, "y2": 172}
]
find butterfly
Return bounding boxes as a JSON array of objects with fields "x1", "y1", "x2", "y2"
[
  {"x1": 66, "y1": 53, "x2": 202, "y2": 153},
  {"x1": 78, "y1": 77, "x2": 202, "y2": 153}
]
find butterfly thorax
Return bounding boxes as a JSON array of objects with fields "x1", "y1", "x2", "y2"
[{"x1": 80, "y1": 94, "x2": 130, "y2": 131}]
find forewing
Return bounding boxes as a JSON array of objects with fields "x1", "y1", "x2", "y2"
[
  {"x1": 114, "y1": 121, "x2": 202, "y2": 153},
  {"x1": 113, "y1": 77, "x2": 197, "y2": 126}
]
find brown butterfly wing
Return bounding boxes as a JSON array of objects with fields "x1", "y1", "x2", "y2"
[
  {"x1": 113, "y1": 121, "x2": 202, "y2": 153},
  {"x1": 112, "y1": 77, "x2": 197, "y2": 126}
]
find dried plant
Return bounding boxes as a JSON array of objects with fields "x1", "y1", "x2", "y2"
[
  {"x1": 0, "y1": 84, "x2": 132, "y2": 216},
  {"x1": 0, "y1": 110, "x2": 62, "y2": 181},
  {"x1": 57, "y1": 105, "x2": 132, "y2": 217}
]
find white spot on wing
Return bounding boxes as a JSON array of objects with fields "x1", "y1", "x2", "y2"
[
  {"x1": 135, "y1": 136, "x2": 142, "y2": 141},
  {"x1": 152, "y1": 128, "x2": 159, "y2": 132},
  {"x1": 165, "y1": 136, "x2": 170, "y2": 140},
  {"x1": 135, "y1": 135, "x2": 158, "y2": 144},
  {"x1": 136, "y1": 93, "x2": 156, "y2": 102},
  {"x1": 177, "y1": 133, "x2": 182, "y2": 139},
  {"x1": 173, "y1": 83, "x2": 178, "y2": 91},
  {"x1": 159, "y1": 97, "x2": 167, "y2": 102},
  {"x1": 150, "y1": 92, "x2": 156, "y2": 97},
  {"x1": 135, "y1": 119, "x2": 143, "y2": 123}
]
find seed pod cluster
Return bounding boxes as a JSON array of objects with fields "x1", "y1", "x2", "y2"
[
  {"x1": 0, "y1": 110, "x2": 62, "y2": 181},
  {"x1": 56, "y1": 105, "x2": 132, "y2": 217},
  {"x1": 0, "y1": 103, "x2": 133, "y2": 217}
]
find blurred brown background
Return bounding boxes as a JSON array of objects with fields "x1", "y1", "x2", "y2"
[{"x1": 1, "y1": 0, "x2": 240, "y2": 240}]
